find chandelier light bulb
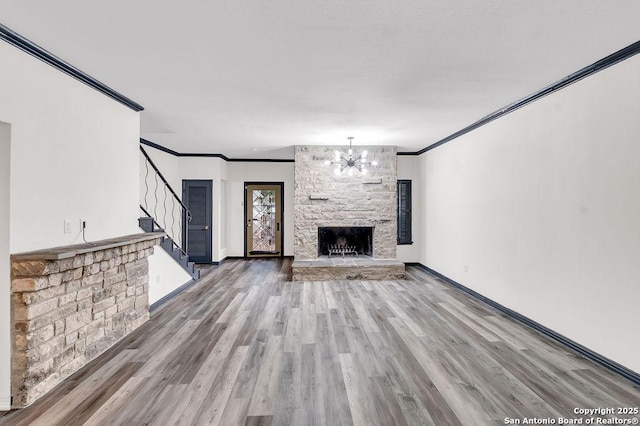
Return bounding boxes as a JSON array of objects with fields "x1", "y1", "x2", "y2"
[
  {"x1": 348, "y1": 168, "x2": 353, "y2": 176},
  {"x1": 335, "y1": 151, "x2": 341, "y2": 161},
  {"x1": 362, "y1": 168, "x2": 367, "y2": 175},
  {"x1": 362, "y1": 150, "x2": 367, "y2": 158},
  {"x1": 324, "y1": 160, "x2": 330, "y2": 165},
  {"x1": 371, "y1": 160, "x2": 378, "y2": 166},
  {"x1": 334, "y1": 168, "x2": 340, "y2": 175}
]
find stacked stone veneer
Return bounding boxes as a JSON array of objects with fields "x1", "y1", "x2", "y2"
[
  {"x1": 294, "y1": 145, "x2": 398, "y2": 260},
  {"x1": 10, "y1": 234, "x2": 161, "y2": 407}
]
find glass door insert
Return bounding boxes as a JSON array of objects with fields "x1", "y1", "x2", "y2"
[{"x1": 245, "y1": 183, "x2": 283, "y2": 257}]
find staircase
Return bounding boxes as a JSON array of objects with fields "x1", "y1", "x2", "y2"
[
  {"x1": 138, "y1": 213, "x2": 199, "y2": 280},
  {"x1": 139, "y1": 145, "x2": 200, "y2": 280}
]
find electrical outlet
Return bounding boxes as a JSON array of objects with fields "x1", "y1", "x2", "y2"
[
  {"x1": 79, "y1": 218, "x2": 87, "y2": 231},
  {"x1": 464, "y1": 264, "x2": 469, "y2": 273},
  {"x1": 64, "y1": 220, "x2": 72, "y2": 234}
]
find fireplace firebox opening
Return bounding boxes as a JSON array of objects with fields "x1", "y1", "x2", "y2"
[{"x1": 318, "y1": 227, "x2": 373, "y2": 257}]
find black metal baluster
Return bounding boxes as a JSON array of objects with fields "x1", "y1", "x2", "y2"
[
  {"x1": 171, "y1": 196, "x2": 177, "y2": 248},
  {"x1": 163, "y1": 184, "x2": 168, "y2": 237},
  {"x1": 140, "y1": 145, "x2": 192, "y2": 258},
  {"x1": 144, "y1": 159, "x2": 150, "y2": 213},
  {"x1": 153, "y1": 171, "x2": 159, "y2": 222}
]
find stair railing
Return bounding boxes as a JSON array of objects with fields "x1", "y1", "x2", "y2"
[{"x1": 140, "y1": 145, "x2": 192, "y2": 257}]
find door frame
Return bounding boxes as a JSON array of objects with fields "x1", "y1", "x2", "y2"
[
  {"x1": 244, "y1": 181, "x2": 284, "y2": 258},
  {"x1": 0, "y1": 122, "x2": 11, "y2": 411},
  {"x1": 182, "y1": 179, "x2": 213, "y2": 263}
]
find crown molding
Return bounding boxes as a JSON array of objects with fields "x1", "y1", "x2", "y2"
[
  {"x1": 226, "y1": 158, "x2": 295, "y2": 163},
  {"x1": 179, "y1": 153, "x2": 229, "y2": 160},
  {"x1": 141, "y1": 139, "x2": 416, "y2": 161},
  {"x1": 140, "y1": 138, "x2": 180, "y2": 156},
  {"x1": 0, "y1": 24, "x2": 144, "y2": 112},
  {"x1": 417, "y1": 39, "x2": 640, "y2": 155},
  {"x1": 140, "y1": 139, "x2": 295, "y2": 162}
]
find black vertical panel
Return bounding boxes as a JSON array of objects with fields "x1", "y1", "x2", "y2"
[
  {"x1": 183, "y1": 180, "x2": 212, "y2": 263},
  {"x1": 397, "y1": 180, "x2": 412, "y2": 245}
]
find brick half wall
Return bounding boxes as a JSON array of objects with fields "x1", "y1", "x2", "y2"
[{"x1": 10, "y1": 233, "x2": 162, "y2": 407}]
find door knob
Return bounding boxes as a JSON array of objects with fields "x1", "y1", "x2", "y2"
[{"x1": 204, "y1": 225, "x2": 210, "y2": 230}]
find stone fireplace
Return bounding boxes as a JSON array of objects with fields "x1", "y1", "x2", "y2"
[
  {"x1": 318, "y1": 226, "x2": 373, "y2": 257},
  {"x1": 292, "y1": 145, "x2": 405, "y2": 280}
]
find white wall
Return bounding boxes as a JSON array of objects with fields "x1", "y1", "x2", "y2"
[
  {"x1": 147, "y1": 248, "x2": 192, "y2": 305},
  {"x1": 422, "y1": 54, "x2": 640, "y2": 373},
  {"x1": 0, "y1": 123, "x2": 11, "y2": 410},
  {"x1": 226, "y1": 162, "x2": 295, "y2": 257},
  {"x1": 397, "y1": 155, "x2": 422, "y2": 263},
  {"x1": 0, "y1": 42, "x2": 140, "y2": 253},
  {"x1": 146, "y1": 155, "x2": 294, "y2": 261},
  {"x1": 0, "y1": 40, "x2": 141, "y2": 409},
  {"x1": 417, "y1": 154, "x2": 428, "y2": 263},
  {"x1": 220, "y1": 179, "x2": 228, "y2": 255}
]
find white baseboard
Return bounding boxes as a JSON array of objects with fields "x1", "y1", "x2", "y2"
[{"x1": 0, "y1": 395, "x2": 11, "y2": 411}]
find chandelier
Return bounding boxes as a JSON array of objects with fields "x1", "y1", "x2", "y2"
[{"x1": 324, "y1": 137, "x2": 377, "y2": 176}]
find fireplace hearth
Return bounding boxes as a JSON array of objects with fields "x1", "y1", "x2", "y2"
[{"x1": 318, "y1": 226, "x2": 373, "y2": 257}]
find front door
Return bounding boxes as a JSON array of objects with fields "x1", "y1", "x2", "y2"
[
  {"x1": 183, "y1": 180, "x2": 212, "y2": 263},
  {"x1": 245, "y1": 183, "x2": 283, "y2": 257}
]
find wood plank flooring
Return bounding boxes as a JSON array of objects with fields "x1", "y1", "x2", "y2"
[{"x1": 2, "y1": 259, "x2": 639, "y2": 425}]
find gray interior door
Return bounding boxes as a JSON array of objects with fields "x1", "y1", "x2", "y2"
[{"x1": 182, "y1": 180, "x2": 212, "y2": 263}]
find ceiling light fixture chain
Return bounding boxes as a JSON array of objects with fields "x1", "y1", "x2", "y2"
[{"x1": 325, "y1": 137, "x2": 378, "y2": 176}]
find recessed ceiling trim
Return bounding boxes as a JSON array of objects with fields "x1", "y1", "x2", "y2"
[
  {"x1": 0, "y1": 23, "x2": 144, "y2": 112},
  {"x1": 419, "y1": 39, "x2": 640, "y2": 155}
]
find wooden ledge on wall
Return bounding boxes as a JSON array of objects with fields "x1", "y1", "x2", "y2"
[
  {"x1": 309, "y1": 193, "x2": 330, "y2": 200},
  {"x1": 362, "y1": 178, "x2": 382, "y2": 184}
]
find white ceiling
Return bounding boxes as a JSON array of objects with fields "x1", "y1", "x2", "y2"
[{"x1": 1, "y1": 1, "x2": 639, "y2": 159}]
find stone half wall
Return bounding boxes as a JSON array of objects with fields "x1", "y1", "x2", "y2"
[
  {"x1": 294, "y1": 145, "x2": 397, "y2": 260},
  {"x1": 10, "y1": 233, "x2": 161, "y2": 407}
]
